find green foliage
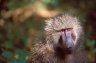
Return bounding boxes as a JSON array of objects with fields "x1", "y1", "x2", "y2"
[
  {"x1": 18, "y1": 59, "x2": 26, "y2": 63},
  {"x1": 4, "y1": 41, "x2": 13, "y2": 48},
  {"x1": 41, "y1": 0, "x2": 59, "y2": 6},
  {"x1": 5, "y1": 23, "x2": 14, "y2": 41},
  {"x1": 86, "y1": 40, "x2": 96, "y2": 53},
  {"x1": 25, "y1": 19, "x2": 45, "y2": 31},
  {"x1": 8, "y1": 0, "x2": 33, "y2": 10},
  {"x1": 15, "y1": 49, "x2": 27, "y2": 59},
  {"x1": 2, "y1": 51, "x2": 13, "y2": 58},
  {"x1": 8, "y1": 58, "x2": 17, "y2": 63}
]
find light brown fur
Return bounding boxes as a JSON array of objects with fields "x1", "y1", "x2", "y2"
[{"x1": 28, "y1": 14, "x2": 89, "y2": 63}]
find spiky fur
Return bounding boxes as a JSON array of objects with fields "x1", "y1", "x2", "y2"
[{"x1": 28, "y1": 14, "x2": 89, "y2": 63}]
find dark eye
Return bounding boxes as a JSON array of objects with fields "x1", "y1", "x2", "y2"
[
  {"x1": 56, "y1": 28, "x2": 73, "y2": 32},
  {"x1": 66, "y1": 28, "x2": 73, "y2": 31}
]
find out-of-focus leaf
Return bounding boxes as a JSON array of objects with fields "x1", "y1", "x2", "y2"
[
  {"x1": 21, "y1": 36, "x2": 28, "y2": 45},
  {"x1": 18, "y1": 59, "x2": 26, "y2": 63},
  {"x1": 86, "y1": 40, "x2": 95, "y2": 48},
  {"x1": 8, "y1": 0, "x2": 33, "y2": 10},
  {"x1": 4, "y1": 41, "x2": 13, "y2": 48},
  {"x1": 14, "y1": 26, "x2": 22, "y2": 38},
  {"x1": 2, "y1": 51, "x2": 13, "y2": 58},
  {"x1": 8, "y1": 58, "x2": 17, "y2": 63},
  {"x1": 15, "y1": 49, "x2": 27, "y2": 59},
  {"x1": 5, "y1": 23, "x2": 14, "y2": 41},
  {"x1": 42, "y1": 0, "x2": 59, "y2": 6},
  {"x1": 93, "y1": 49, "x2": 96, "y2": 53},
  {"x1": 0, "y1": 56, "x2": 3, "y2": 61}
]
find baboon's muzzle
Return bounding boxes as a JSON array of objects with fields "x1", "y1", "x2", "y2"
[{"x1": 54, "y1": 28, "x2": 76, "y2": 51}]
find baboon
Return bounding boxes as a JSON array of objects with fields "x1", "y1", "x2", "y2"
[{"x1": 28, "y1": 14, "x2": 89, "y2": 63}]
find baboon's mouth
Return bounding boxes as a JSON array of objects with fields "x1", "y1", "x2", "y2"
[{"x1": 54, "y1": 41, "x2": 72, "y2": 59}]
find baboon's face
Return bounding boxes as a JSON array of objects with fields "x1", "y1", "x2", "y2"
[
  {"x1": 52, "y1": 28, "x2": 76, "y2": 50},
  {"x1": 45, "y1": 15, "x2": 82, "y2": 51}
]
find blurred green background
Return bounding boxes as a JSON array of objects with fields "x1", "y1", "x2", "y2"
[{"x1": 0, "y1": 0, "x2": 96, "y2": 63}]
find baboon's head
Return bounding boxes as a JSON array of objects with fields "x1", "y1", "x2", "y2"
[{"x1": 45, "y1": 14, "x2": 83, "y2": 54}]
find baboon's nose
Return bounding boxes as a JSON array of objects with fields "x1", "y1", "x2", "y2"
[{"x1": 58, "y1": 28, "x2": 75, "y2": 49}]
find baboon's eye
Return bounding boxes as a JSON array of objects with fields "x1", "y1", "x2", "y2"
[
  {"x1": 56, "y1": 28, "x2": 73, "y2": 32},
  {"x1": 56, "y1": 28, "x2": 76, "y2": 41}
]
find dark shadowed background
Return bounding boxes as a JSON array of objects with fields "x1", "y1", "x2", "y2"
[{"x1": 0, "y1": 0, "x2": 96, "y2": 63}]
